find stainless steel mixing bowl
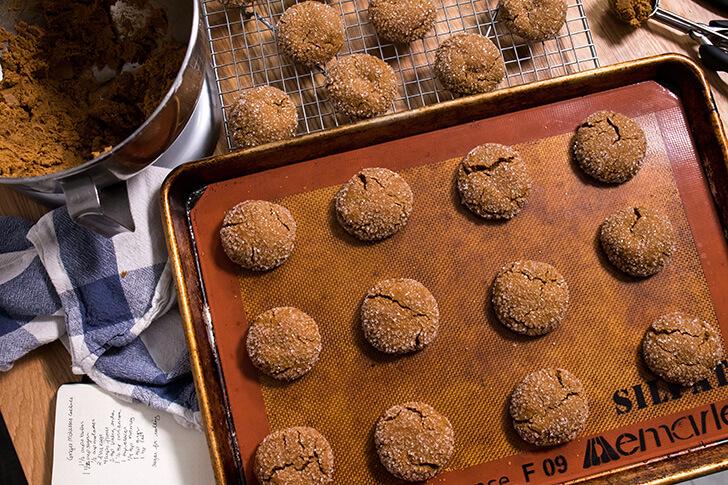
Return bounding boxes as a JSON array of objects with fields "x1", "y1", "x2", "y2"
[{"x1": 0, "y1": 0, "x2": 219, "y2": 236}]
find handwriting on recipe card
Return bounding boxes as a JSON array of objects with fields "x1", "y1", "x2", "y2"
[{"x1": 53, "y1": 384, "x2": 214, "y2": 485}]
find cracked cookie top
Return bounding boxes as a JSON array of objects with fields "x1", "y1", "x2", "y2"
[
  {"x1": 456, "y1": 143, "x2": 532, "y2": 220},
  {"x1": 492, "y1": 260, "x2": 569, "y2": 336},
  {"x1": 434, "y1": 33, "x2": 504, "y2": 95},
  {"x1": 499, "y1": 0, "x2": 567, "y2": 41},
  {"x1": 374, "y1": 402, "x2": 454, "y2": 481},
  {"x1": 246, "y1": 307, "x2": 322, "y2": 381},
  {"x1": 361, "y1": 278, "x2": 439, "y2": 353},
  {"x1": 325, "y1": 54, "x2": 398, "y2": 119},
  {"x1": 642, "y1": 313, "x2": 724, "y2": 386},
  {"x1": 277, "y1": 1, "x2": 344, "y2": 67},
  {"x1": 220, "y1": 200, "x2": 297, "y2": 271},
  {"x1": 509, "y1": 368, "x2": 589, "y2": 447},
  {"x1": 368, "y1": 0, "x2": 437, "y2": 44},
  {"x1": 599, "y1": 206, "x2": 675, "y2": 277},
  {"x1": 229, "y1": 86, "x2": 298, "y2": 148},
  {"x1": 335, "y1": 167, "x2": 413, "y2": 241},
  {"x1": 254, "y1": 426, "x2": 334, "y2": 484},
  {"x1": 573, "y1": 110, "x2": 647, "y2": 184}
]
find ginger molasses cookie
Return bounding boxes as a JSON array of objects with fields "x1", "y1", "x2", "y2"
[
  {"x1": 499, "y1": 0, "x2": 567, "y2": 41},
  {"x1": 229, "y1": 86, "x2": 298, "y2": 148},
  {"x1": 325, "y1": 54, "x2": 397, "y2": 119},
  {"x1": 335, "y1": 167, "x2": 413, "y2": 241},
  {"x1": 509, "y1": 368, "x2": 589, "y2": 447},
  {"x1": 456, "y1": 143, "x2": 532, "y2": 219},
  {"x1": 611, "y1": 0, "x2": 653, "y2": 27},
  {"x1": 492, "y1": 260, "x2": 569, "y2": 336},
  {"x1": 254, "y1": 426, "x2": 334, "y2": 484},
  {"x1": 220, "y1": 200, "x2": 296, "y2": 271},
  {"x1": 573, "y1": 111, "x2": 647, "y2": 183},
  {"x1": 434, "y1": 33, "x2": 504, "y2": 95},
  {"x1": 277, "y1": 1, "x2": 344, "y2": 67},
  {"x1": 599, "y1": 206, "x2": 675, "y2": 277},
  {"x1": 246, "y1": 307, "x2": 322, "y2": 381},
  {"x1": 374, "y1": 402, "x2": 454, "y2": 481},
  {"x1": 220, "y1": 0, "x2": 252, "y2": 8},
  {"x1": 642, "y1": 313, "x2": 724, "y2": 386},
  {"x1": 361, "y1": 278, "x2": 439, "y2": 354},
  {"x1": 368, "y1": 0, "x2": 437, "y2": 44}
]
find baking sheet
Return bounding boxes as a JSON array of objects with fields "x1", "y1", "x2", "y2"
[{"x1": 188, "y1": 80, "x2": 728, "y2": 484}]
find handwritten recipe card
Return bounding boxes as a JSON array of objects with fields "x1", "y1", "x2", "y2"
[{"x1": 52, "y1": 384, "x2": 214, "y2": 484}]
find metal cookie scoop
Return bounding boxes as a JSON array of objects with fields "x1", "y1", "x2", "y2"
[{"x1": 616, "y1": 0, "x2": 728, "y2": 71}]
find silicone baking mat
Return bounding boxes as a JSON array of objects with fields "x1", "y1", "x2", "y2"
[{"x1": 189, "y1": 80, "x2": 728, "y2": 484}]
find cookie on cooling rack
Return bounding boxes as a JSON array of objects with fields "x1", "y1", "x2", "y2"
[
  {"x1": 434, "y1": 33, "x2": 504, "y2": 95},
  {"x1": 499, "y1": 0, "x2": 567, "y2": 41},
  {"x1": 228, "y1": 86, "x2": 298, "y2": 148},
  {"x1": 368, "y1": 0, "x2": 437, "y2": 44},
  {"x1": 277, "y1": 1, "x2": 344, "y2": 67},
  {"x1": 325, "y1": 54, "x2": 398, "y2": 119}
]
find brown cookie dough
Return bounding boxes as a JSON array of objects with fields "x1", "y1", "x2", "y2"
[
  {"x1": 499, "y1": 0, "x2": 567, "y2": 41},
  {"x1": 325, "y1": 54, "x2": 397, "y2": 119},
  {"x1": 229, "y1": 86, "x2": 298, "y2": 148},
  {"x1": 368, "y1": 0, "x2": 437, "y2": 44},
  {"x1": 334, "y1": 167, "x2": 413, "y2": 241},
  {"x1": 611, "y1": 0, "x2": 653, "y2": 27},
  {"x1": 246, "y1": 307, "x2": 322, "y2": 381},
  {"x1": 509, "y1": 368, "x2": 589, "y2": 447},
  {"x1": 642, "y1": 313, "x2": 724, "y2": 386},
  {"x1": 220, "y1": 200, "x2": 296, "y2": 271},
  {"x1": 456, "y1": 143, "x2": 532, "y2": 219},
  {"x1": 492, "y1": 260, "x2": 569, "y2": 336},
  {"x1": 434, "y1": 33, "x2": 505, "y2": 95},
  {"x1": 254, "y1": 426, "x2": 334, "y2": 484},
  {"x1": 599, "y1": 206, "x2": 675, "y2": 277},
  {"x1": 573, "y1": 111, "x2": 647, "y2": 184},
  {"x1": 374, "y1": 402, "x2": 454, "y2": 481},
  {"x1": 277, "y1": 1, "x2": 344, "y2": 67},
  {"x1": 361, "y1": 278, "x2": 439, "y2": 354}
]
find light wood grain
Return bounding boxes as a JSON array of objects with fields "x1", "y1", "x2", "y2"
[
  {"x1": 2, "y1": 2, "x2": 728, "y2": 483},
  {"x1": 0, "y1": 342, "x2": 80, "y2": 485},
  {"x1": 590, "y1": 0, "x2": 728, "y2": 128}
]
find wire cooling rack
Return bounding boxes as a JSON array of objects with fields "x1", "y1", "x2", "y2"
[{"x1": 202, "y1": 0, "x2": 599, "y2": 150}]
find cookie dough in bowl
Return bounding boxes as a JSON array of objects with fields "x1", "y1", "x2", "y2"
[
  {"x1": 246, "y1": 307, "x2": 322, "y2": 381},
  {"x1": 334, "y1": 167, "x2": 413, "y2": 241},
  {"x1": 491, "y1": 260, "x2": 569, "y2": 336},
  {"x1": 509, "y1": 368, "x2": 589, "y2": 447},
  {"x1": 361, "y1": 278, "x2": 439, "y2": 354},
  {"x1": 254, "y1": 426, "x2": 334, "y2": 484},
  {"x1": 642, "y1": 313, "x2": 724, "y2": 386},
  {"x1": 374, "y1": 402, "x2": 455, "y2": 481},
  {"x1": 220, "y1": 200, "x2": 296, "y2": 271},
  {"x1": 456, "y1": 143, "x2": 532, "y2": 219}
]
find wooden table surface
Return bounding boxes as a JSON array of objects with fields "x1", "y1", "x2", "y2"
[{"x1": 1, "y1": 1, "x2": 728, "y2": 483}]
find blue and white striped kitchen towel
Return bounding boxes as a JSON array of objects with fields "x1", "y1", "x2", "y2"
[{"x1": 0, "y1": 167, "x2": 200, "y2": 428}]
